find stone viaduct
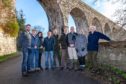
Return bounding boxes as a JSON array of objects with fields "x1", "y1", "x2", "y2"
[
  {"x1": 0, "y1": 0, "x2": 126, "y2": 70},
  {"x1": 38, "y1": 0, "x2": 126, "y2": 41}
]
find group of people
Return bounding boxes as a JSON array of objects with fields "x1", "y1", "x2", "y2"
[{"x1": 20, "y1": 24, "x2": 111, "y2": 77}]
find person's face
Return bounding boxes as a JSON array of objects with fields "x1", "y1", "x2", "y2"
[
  {"x1": 64, "y1": 28, "x2": 68, "y2": 34},
  {"x1": 48, "y1": 32, "x2": 52, "y2": 37},
  {"x1": 53, "y1": 29, "x2": 58, "y2": 35},
  {"x1": 70, "y1": 27, "x2": 75, "y2": 33},
  {"x1": 78, "y1": 30, "x2": 83, "y2": 34},
  {"x1": 89, "y1": 26, "x2": 96, "y2": 32},
  {"x1": 32, "y1": 30, "x2": 37, "y2": 36},
  {"x1": 26, "y1": 25, "x2": 31, "y2": 32},
  {"x1": 38, "y1": 33, "x2": 42, "y2": 37}
]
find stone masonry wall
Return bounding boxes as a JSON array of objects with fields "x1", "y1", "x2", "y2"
[
  {"x1": 0, "y1": 29, "x2": 16, "y2": 56},
  {"x1": 98, "y1": 41, "x2": 126, "y2": 71},
  {"x1": 0, "y1": 0, "x2": 17, "y2": 56}
]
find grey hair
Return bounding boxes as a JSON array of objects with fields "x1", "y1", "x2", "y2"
[{"x1": 90, "y1": 25, "x2": 96, "y2": 30}]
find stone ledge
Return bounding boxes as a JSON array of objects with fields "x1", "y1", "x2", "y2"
[{"x1": 99, "y1": 41, "x2": 126, "y2": 48}]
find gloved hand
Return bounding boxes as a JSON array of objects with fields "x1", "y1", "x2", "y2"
[{"x1": 82, "y1": 48, "x2": 85, "y2": 51}]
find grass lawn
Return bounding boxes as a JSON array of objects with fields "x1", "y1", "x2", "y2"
[{"x1": 0, "y1": 52, "x2": 18, "y2": 63}]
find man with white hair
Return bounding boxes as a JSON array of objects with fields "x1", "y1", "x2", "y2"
[
  {"x1": 87, "y1": 25, "x2": 111, "y2": 73},
  {"x1": 67, "y1": 26, "x2": 78, "y2": 71}
]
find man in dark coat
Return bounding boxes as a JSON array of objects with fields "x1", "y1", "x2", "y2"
[
  {"x1": 59, "y1": 26, "x2": 69, "y2": 70},
  {"x1": 87, "y1": 25, "x2": 111, "y2": 72},
  {"x1": 19, "y1": 24, "x2": 31, "y2": 76},
  {"x1": 43, "y1": 31, "x2": 55, "y2": 70}
]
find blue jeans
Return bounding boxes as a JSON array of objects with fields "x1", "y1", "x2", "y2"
[
  {"x1": 22, "y1": 48, "x2": 31, "y2": 73},
  {"x1": 45, "y1": 51, "x2": 54, "y2": 69},
  {"x1": 29, "y1": 49, "x2": 39, "y2": 69}
]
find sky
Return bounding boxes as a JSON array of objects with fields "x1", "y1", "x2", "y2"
[
  {"x1": 16, "y1": 0, "x2": 120, "y2": 36},
  {"x1": 83, "y1": 0, "x2": 122, "y2": 20},
  {"x1": 16, "y1": 0, "x2": 76, "y2": 36}
]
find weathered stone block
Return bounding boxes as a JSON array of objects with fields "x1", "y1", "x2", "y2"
[{"x1": 98, "y1": 42, "x2": 126, "y2": 71}]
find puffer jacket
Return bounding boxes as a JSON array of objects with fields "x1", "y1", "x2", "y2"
[{"x1": 75, "y1": 34, "x2": 88, "y2": 57}]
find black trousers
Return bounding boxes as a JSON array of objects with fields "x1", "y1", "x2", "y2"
[
  {"x1": 54, "y1": 50, "x2": 61, "y2": 67},
  {"x1": 38, "y1": 52, "x2": 42, "y2": 68},
  {"x1": 78, "y1": 56, "x2": 85, "y2": 66}
]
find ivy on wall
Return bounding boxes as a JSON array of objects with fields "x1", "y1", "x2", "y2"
[
  {"x1": 3, "y1": 20, "x2": 19, "y2": 37},
  {"x1": 2, "y1": 0, "x2": 12, "y2": 8},
  {"x1": 0, "y1": 0, "x2": 19, "y2": 37}
]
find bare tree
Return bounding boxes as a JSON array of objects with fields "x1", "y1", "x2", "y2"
[
  {"x1": 91, "y1": 0, "x2": 126, "y2": 29},
  {"x1": 34, "y1": 25, "x2": 45, "y2": 32},
  {"x1": 113, "y1": 0, "x2": 126, "y2": 29}
]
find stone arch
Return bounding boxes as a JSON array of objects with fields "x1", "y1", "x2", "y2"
[
  {"x1": 38, "y1": 0, "x2": 64, "y2": 34},
  {"x1": 112, "y1": 27, "x2": 118, "y2": 40},
  {"x1": 92, "y1": 17, "x2": 102, "y2": 32},
  {"x1": 70, "y1": 7, "x2": 89, "y2": 35},
  {"x1": 112, "y1": 27, "x2": 118, "y2": 33},
  {"x1": 104, "y1": 23, "x2": 111, "y2": 37}
]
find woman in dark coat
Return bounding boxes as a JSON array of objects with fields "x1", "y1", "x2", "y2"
[{"x1": 38, "y1": 32, "x2": 44, "y2": 70}]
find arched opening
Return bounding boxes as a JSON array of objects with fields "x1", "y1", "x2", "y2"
[
  {"x1": 92, "y1": 17, "x2": 102, "y2": 32},
  {"x1": 68, "y1": 15, "x2": 76, "y2": 32},
  {"x1": 70, "y1": 8, "x2": 89, "y2": 35},
  {"x1": 16, "y1": 0, "x2": 49, "y2": 37},
  {"x1": 112, "y1": 27, "x2": 118, "y2": 33},
  {"x1": 104, "y1": 23, "x2": 111, "y2": 37}
]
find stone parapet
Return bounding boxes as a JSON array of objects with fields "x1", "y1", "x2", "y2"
[{"x1": 98, "y1": 41, "x2": 126, "y2": 71}]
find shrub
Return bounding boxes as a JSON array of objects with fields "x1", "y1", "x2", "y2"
[
  {"x1": 2, "y1": 0, "x2": 12, "y2": 7},
  {"x1": 3, "y1": 21, "x2": 19, "y2": 37}
]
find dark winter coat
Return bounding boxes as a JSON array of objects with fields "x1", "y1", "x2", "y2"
[
  {"x1": 19, "y1": 31, "x2": 31, "y2": 49},
  {"x1": 59, "y1": 33, "x2": 68, "y2": 49},
  {"x1": 31, "y1": 35, "x2": 39, "y2": 49},
  {"x1": 87, "y1": 31, "x2": 111, "y2": 51},
  {"x1": 67, "y1": 32, "x2": 78, "y2": 47},
  {"x1": 53, "y1": 35, "x2": 60, "y2": 51},
  {"x1": 43, "y1": 36, "x2": 55, "y2": 51}
]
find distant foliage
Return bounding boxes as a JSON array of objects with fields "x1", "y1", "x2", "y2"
[
  {"x1": 16, "y1": 10, "x2": 26, "y2": 32},
  {"x1": 34, "y1": 25, "x2": 45, "y2": 32},
  {"x1": 16, "y1": 10, "x2": 26, "y2": 51}
]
